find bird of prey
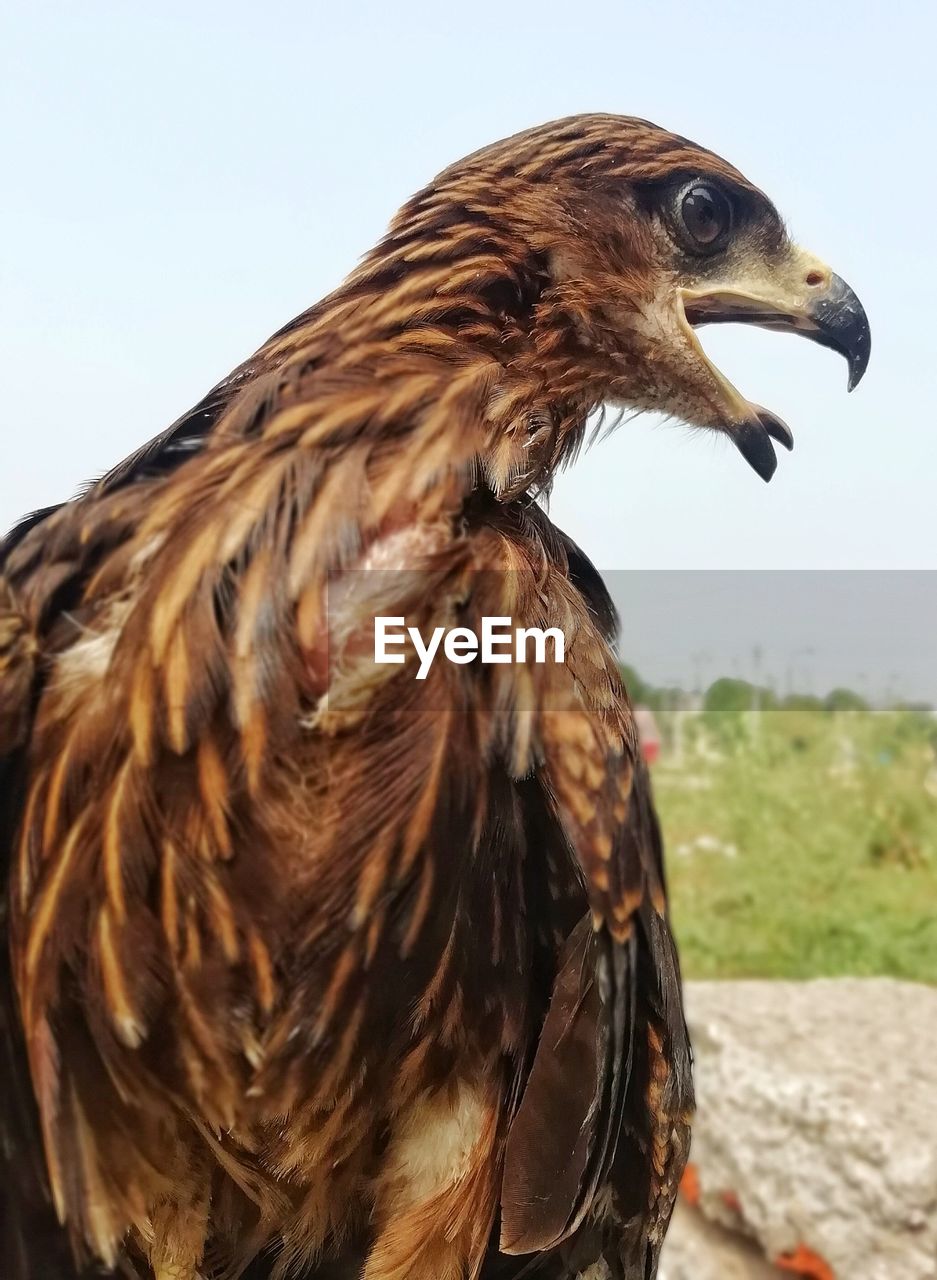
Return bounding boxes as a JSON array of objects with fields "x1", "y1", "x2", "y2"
[{"x1": 0, "y1": 115, "x2": 869, "y2": 1280}]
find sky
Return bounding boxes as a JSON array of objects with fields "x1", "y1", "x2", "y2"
[
  {"x1": 609, "y1": 572, "x2": 937, "y2": 706},
  {"x1": 2, "y1": 1, "x2": 934, "y2": 695}
]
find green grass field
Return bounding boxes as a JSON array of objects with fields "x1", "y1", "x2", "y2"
[{"x1": 655, "y1": 710, "x2": 937, "y2": 983}]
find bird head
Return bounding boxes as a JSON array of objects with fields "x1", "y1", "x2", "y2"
[{"x1": 377, "y1": 115, "x2": 870, "y2": 483}]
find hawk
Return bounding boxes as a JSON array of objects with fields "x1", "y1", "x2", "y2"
[{"x1": 0, "y1": 115, "x2": 869, "y2": 1280}]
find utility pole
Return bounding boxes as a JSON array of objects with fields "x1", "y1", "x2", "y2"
[
  {"x1": 670, "y1": 679, "x2": 685, "y2": 768},
  {"x1": 752, "y1": 644, "x2": 763, "y2": 745},
  {"x1": 692, "y1": 649, "x2": 711, "y2": 699}
]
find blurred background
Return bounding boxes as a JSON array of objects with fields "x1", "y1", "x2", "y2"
[
  {"x1": 2, "y1": 2, "x2": 934, "y2": 1275},
  {"x1": 615, "y1": 570, "x2": 937, "y2": 983}
]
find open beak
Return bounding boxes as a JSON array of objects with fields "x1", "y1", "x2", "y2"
[{"x1": 679, "y1": 258, "x2": 871, "y2": 481}]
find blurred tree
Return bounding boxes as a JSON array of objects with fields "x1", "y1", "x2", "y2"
[
  {"x1": 825, "y1": 687, "x2": 869, "y2": 713},
  {"x1": 620, "y1": 662, "x2": 653, "y2": 705},
  {"x1": 704, "y1": 677, "x2": 777, "y2": 715}
]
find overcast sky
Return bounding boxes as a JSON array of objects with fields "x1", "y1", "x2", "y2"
[{"x1": 2, "y1": 2, "x2": 934, "y2": 694}]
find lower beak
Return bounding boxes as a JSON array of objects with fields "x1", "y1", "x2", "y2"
[{"x1": 680, "y1": 268, "x2": 871, "y2": 481}]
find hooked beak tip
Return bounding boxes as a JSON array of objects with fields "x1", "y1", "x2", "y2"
[{"x1": 807, "y1": 271, "x2": 871, "y2": 392}]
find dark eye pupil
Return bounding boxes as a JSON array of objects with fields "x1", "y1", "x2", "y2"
[{"x1": 681, "y1": 184, "x2": 729, "y2": 246}]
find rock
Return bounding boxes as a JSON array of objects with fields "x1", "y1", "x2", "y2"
[
  {"x1": 659, "y1": 1200, "x2": 782, "y2": 1279},
  {"x1": 660, "y1": 979, "x2": 937, "y2": 1279}
]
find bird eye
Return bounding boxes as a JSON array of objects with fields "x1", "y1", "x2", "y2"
[{"x1": 676, "y1": 182, "x2": 733, "y2": 252}]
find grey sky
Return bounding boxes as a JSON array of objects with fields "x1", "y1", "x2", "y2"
[{"x1": 1, "y1": 2, "x2": 934, "y2": 692}]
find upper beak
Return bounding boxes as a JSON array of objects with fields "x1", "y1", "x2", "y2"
[{"x1": 679, "y1": 258, "x2": 871, "y2": 481}]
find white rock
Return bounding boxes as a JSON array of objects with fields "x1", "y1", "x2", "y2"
[{"x1": 661, "y1": 979, "x2": 937, "y2": 1280}]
